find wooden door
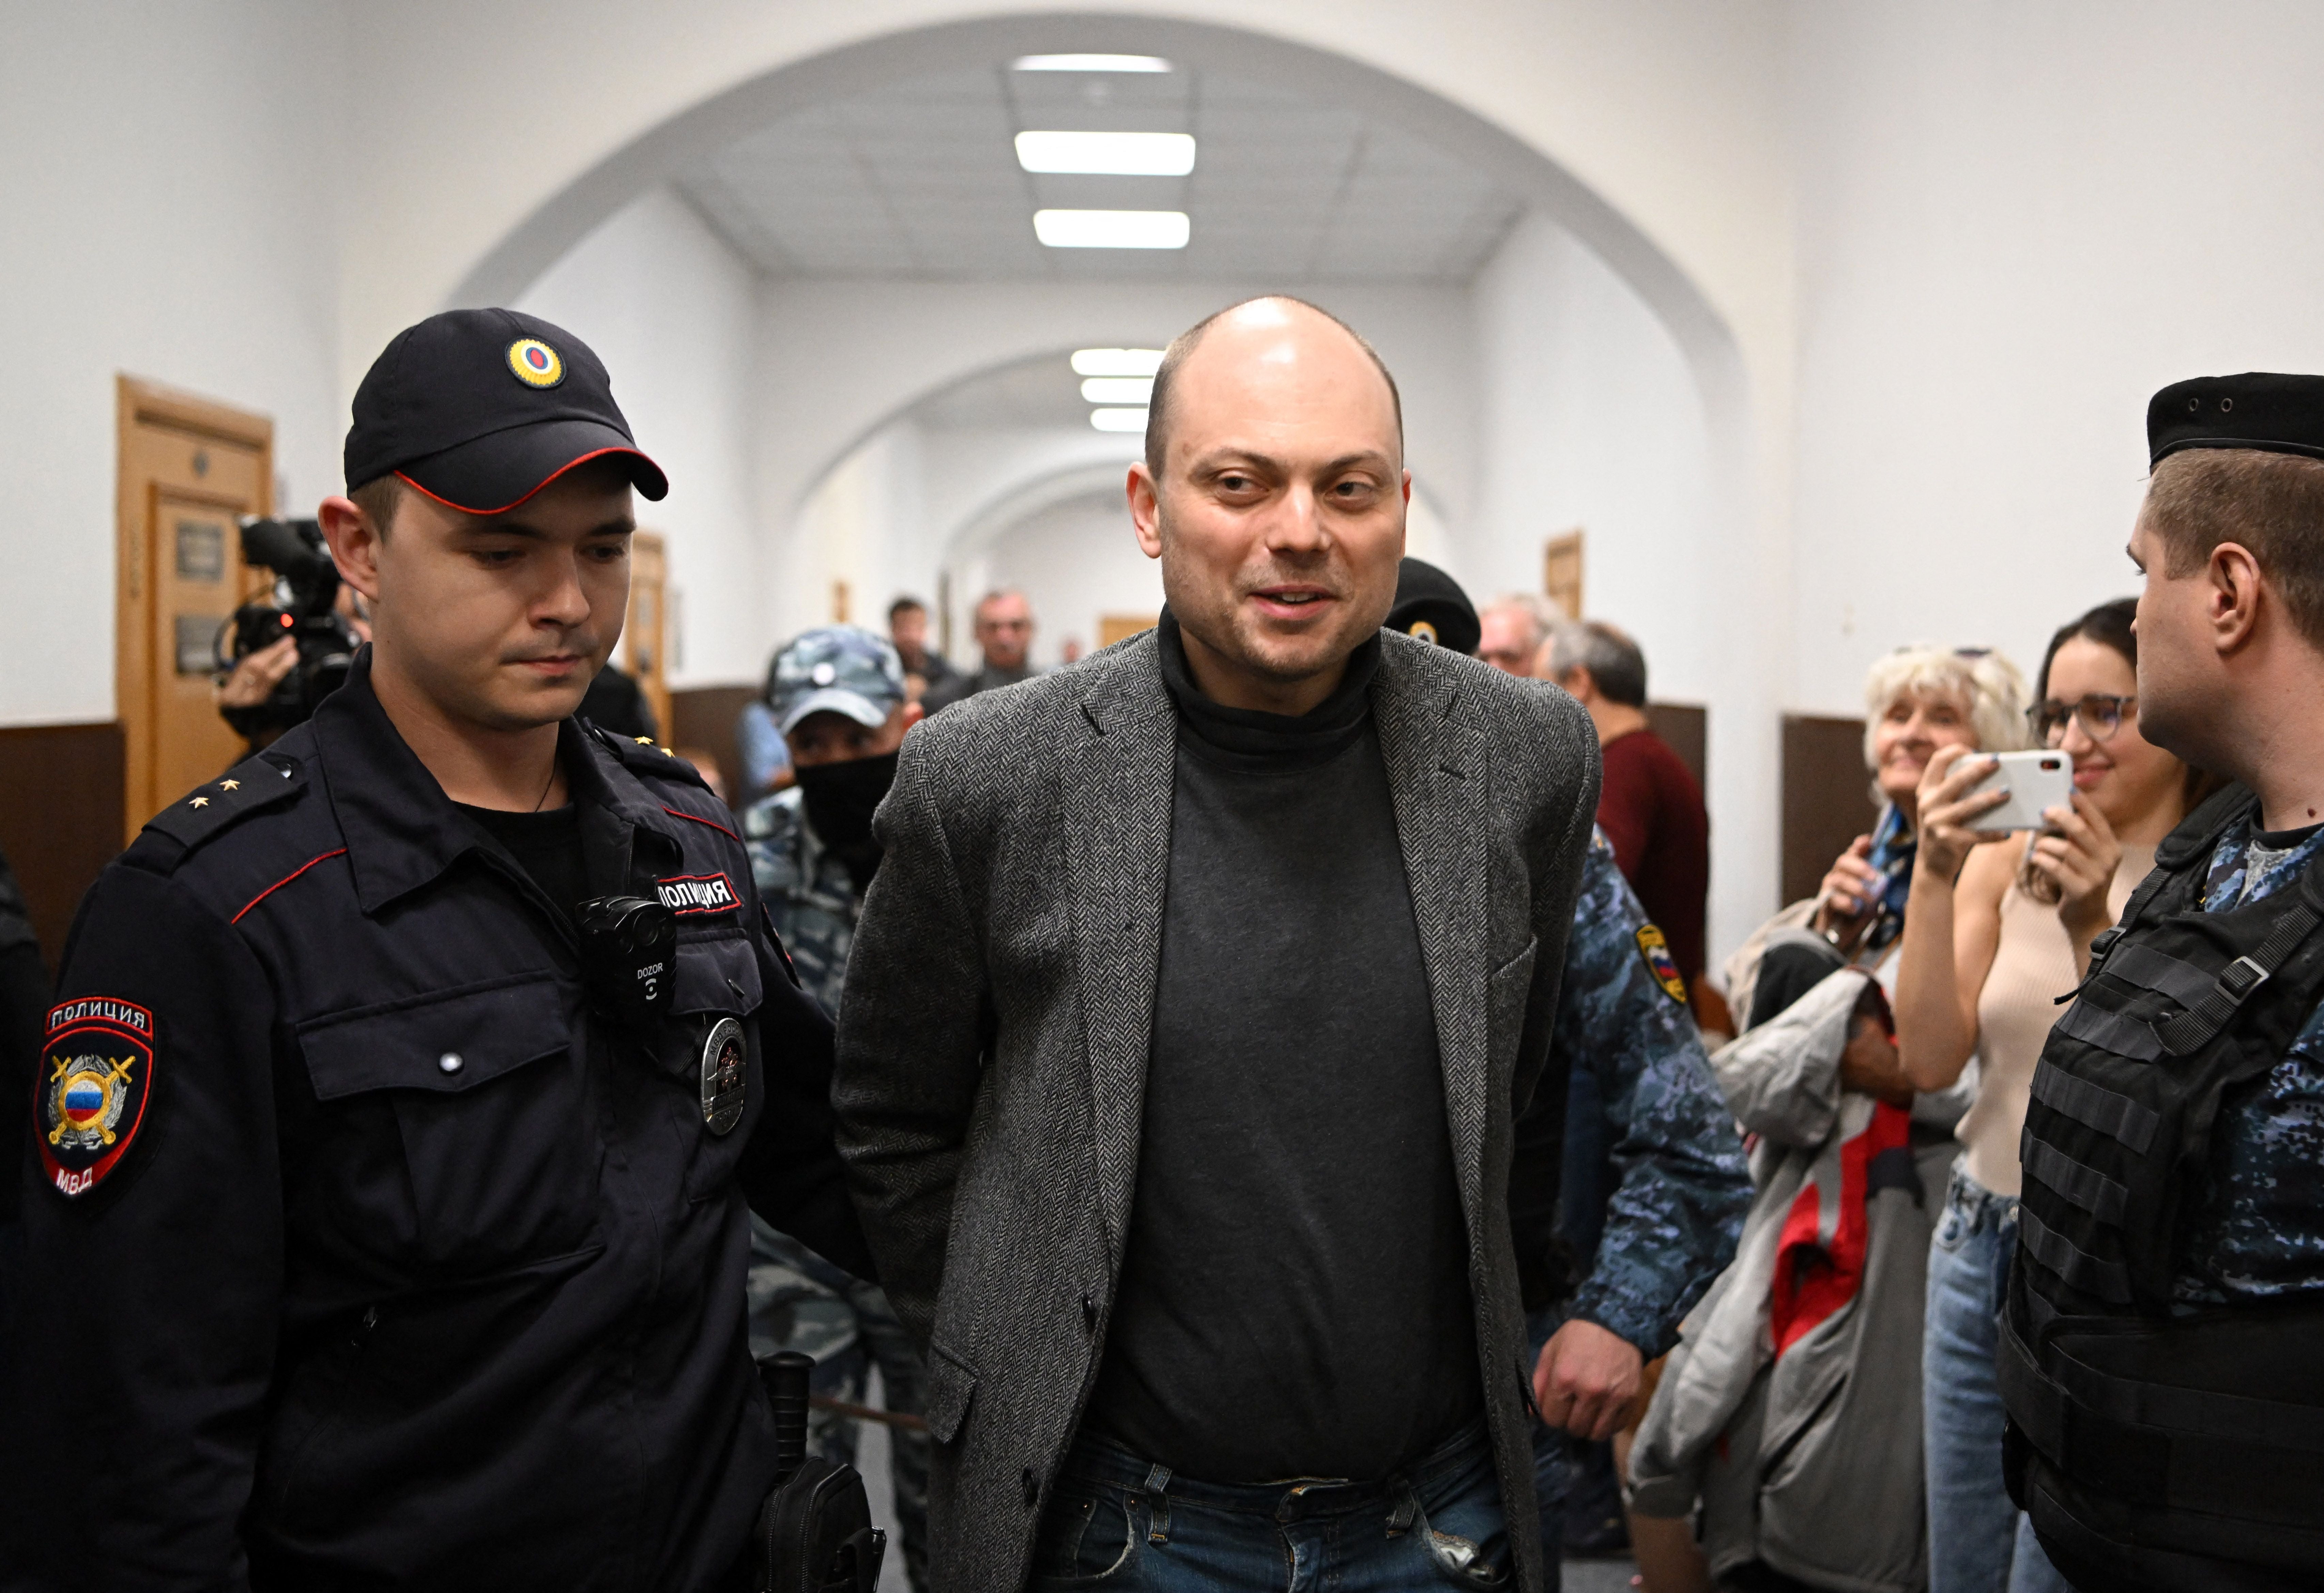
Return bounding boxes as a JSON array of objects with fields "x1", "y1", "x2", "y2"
[
  {"x1": 1099, "y1": 613, "x2": 1157, "y2": 648},
  {"x1": 116, "y1": 378, "x2": 273, "y2": 838},
  {"x1": 624, "y1": 531, "x2": 672, "y2": 742}
]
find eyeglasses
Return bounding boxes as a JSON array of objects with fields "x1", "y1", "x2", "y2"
[{"x1": 2029, "y1": 694, "x2": 2136, "y2": 744}]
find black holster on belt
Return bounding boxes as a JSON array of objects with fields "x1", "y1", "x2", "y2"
[{"x1": 753, "y1": 1351, "x2": 887, "y2": 1593}]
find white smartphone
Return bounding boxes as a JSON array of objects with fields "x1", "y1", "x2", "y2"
[{"x1": 1965, "y1": 749, "x2": 2073, "y2": 833}]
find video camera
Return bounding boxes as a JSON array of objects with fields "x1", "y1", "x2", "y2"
[{"x1": 219, "y1": 516, "x2": 358, "y2": 740}]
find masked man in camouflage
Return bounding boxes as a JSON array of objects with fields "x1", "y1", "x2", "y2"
[{"x1": 742, "y1": 625, "x2": 929, "y2": 1589}]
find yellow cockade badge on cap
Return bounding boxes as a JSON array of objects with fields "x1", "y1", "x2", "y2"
[{"x1": 506, "y1": 338, "x2": 566, "y2": 389}]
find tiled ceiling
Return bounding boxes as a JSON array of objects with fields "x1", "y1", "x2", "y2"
[{"x1": 679, "y1": 61, "x2": 1523, "y2": 285}]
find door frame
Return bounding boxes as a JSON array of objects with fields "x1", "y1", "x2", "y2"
[{"x1": 116, "y1": 376, "x2": 274, "y2": 839}]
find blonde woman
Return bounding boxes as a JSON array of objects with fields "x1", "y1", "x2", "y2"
[
  {"x1": 1731, "y1": 645, "x2": 2030, "y2": 1028},
  {"x1": 1892, "y1": 600, "x2": 2207, "y2": 1593}
]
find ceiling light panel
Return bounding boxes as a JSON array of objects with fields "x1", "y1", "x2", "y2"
[
  {"x1": 1080, "y1": 377, "x2": 1154, "y2": 403},
  {"x1": 1012, "y1": 54, "x2": 1172, "y2": 73},
  {"x1": 1070, "y1": 348, "x2": 1164, "y2": 377},
  {"x1": 1034, "y1": 209, "x2": 1189, "y2": 249},
  {"x1": 1090, "y1": 407, "x2": 1151, "y2": 433},
  {"x1": 1015, "y1": 131, "x2": 1196, "y2": 176}
]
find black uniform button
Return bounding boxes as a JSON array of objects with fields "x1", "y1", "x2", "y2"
[
  {"x1": 1081, "y1": 1295, "x2": 1097, "y2": 1334},
  {"x1": 438, "y1": 1051, "x2": 463, "y2": 1075},
  {"x1": 1022, "y1": 1467, "x2": 1039, "y2": 1508}
]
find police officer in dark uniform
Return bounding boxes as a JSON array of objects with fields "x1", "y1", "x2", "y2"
[
  {"x1": 12, "y1": 308, "x2": 868, "y2": 1591},
  {"x1": 2002, "y1": 374, "x2": 2324, "y2": 1591}
]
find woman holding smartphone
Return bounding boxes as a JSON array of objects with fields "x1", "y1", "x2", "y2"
[{"x1": 1893, "y1": 598, "x2": 2211, "y2": 1593}]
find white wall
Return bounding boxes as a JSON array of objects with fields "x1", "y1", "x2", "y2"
[
  {"x1": 1787, "y1": 0, "x2": 2324, "y2": 715},
  {"x1": 513, "y1": 186, "x2": 763, "y2": 687},
  {"x1": 0, "y1": 0, "x2": 347, "y2": 726},
  {"x1": 1468, "y1": 213, "x2": 1774, "y2": 959}
]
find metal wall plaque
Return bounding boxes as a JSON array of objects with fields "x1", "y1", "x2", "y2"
[
  {"x1": 175, "y1": 520, "x2": 225, "y2": 582},
  {"x1": 175, "y1": 614, "x2": 225, "y2": 675}
]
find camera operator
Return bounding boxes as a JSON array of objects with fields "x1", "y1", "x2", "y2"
[
  {"x1": 213, "y1": 517, "x2": 369, "y2": 752},
  {"x1": 215, "y1": 583, "x2": 370, "y2": 751}
]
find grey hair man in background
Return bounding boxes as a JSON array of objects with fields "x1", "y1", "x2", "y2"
[
  {"x1": 921, "y1": 589, "x2": 1035, "y2": 711},
  {"x1": 1479, "y1": 591, "x2": 1563, "y2": 677},
  {"x1": 834, "y1": 295, "x2": 1612, "y2": 1591}
]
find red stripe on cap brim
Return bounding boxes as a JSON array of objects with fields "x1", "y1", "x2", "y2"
[{"x1": 397, "y1": 446, "x2": 667, "y2": 517}]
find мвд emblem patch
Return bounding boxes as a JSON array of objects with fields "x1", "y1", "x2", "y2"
[
  {"x1": 1635, "y1": 925, "x2": 1689, "y2": 1006},
  {"x1": 38, "y1": 997, "x2": 156, "y2": 1197}
]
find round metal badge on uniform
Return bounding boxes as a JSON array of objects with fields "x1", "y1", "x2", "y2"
[
  {"x1": 505, "y1": 337, "x2": 566, "y2": 389},
  {"x1": 699, "y1": 1016, "x2": 746, "y2": 1135}
]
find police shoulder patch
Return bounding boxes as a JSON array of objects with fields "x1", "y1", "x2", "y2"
[
  {"x1": 38, "y1": 997, "x2": 157, "y2": 1197},
  {"x1": 658, "y1": 871, "x2": 739, "y2": 916},
  {"x1": 1635, "y1": 924, "x2": 1689, "y2": 1006}
]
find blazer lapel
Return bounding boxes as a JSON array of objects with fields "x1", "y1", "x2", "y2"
[
  {"x1": 1374, "y1": 649, "x2": 1494, "y2": 1206},
  {"x1": 1062, "y1": 636, "x2": 1177, "y2": 1246}
]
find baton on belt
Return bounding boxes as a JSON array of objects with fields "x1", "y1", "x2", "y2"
[{"x1": 810, "y1": 1394, "x2": 930, "y2": 1434}]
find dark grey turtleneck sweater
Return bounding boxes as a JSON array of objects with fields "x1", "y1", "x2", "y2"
[{"x1": 1083, "y1": 613, "x2": 1481, "y2": 1484}]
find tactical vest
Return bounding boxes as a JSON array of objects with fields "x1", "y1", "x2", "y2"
[{"x1": 1999, "y1": 784, "x2": 2324, "y2": 1592}]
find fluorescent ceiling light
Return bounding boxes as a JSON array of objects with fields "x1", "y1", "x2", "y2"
[
  {"x1": 1081, "y1": 377, "x2": 1154, "y2": 404},
  {"x1": 1071, "y1": 348, "x2": 1165, "y2": 377},
  {"x1": 1016, "y1": 131, "x2": 1196, "y2": 176},
  {"x1": 1035, "y1": 209, "x2": 1189, "y2": 249},
  {"x1": 1090, "y1": 407, "x2": 1150, "y2": 433},
  {"x1": 1012, "y1": 54, "x2": 1171, "y2": 73}
]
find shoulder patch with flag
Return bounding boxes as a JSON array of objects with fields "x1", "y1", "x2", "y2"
[
  {"x1": 37, "y1": 997, "x2": 157, "y2": 1198},
  {"x1": 1635, "y1": 924, "x2": 1688, "y2": 1006}
]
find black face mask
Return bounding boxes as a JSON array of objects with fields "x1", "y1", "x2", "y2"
[{"x1": 794, "y1": 751, "x2": 898, "y2": 892}]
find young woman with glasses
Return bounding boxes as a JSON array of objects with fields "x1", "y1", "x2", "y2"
[{"x1": 1890, "y1": 597, "x2": 2212, "y2": 1593}]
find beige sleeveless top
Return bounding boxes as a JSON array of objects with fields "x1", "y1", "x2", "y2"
[{"x1": 1959, "y1": 843, "x2": 2157, "y2": 1196}]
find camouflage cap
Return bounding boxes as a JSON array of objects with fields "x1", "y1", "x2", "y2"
[{"x1": 770, "y1": 625, "x2": 906, "y2": 734}]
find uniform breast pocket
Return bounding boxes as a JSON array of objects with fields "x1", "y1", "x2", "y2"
[
  {"x1": 659, "y1": 931, "x2": 764, "y2": 1202},
  {"x1": 299, "y1": 974, "x2": 601, "y2": 1274}
]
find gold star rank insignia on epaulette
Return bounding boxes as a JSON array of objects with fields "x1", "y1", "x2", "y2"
[
  {"x1": 1636, "y1": 924, "x2": 1689, "y2": 1006},
  {"x1": 189, "y1": 796, "x2": 209, "y2": 808},
  {"x1": 636, "y1": 737, "x2": 655, "y2": 746},
  {"x1": 221, "y1": 779, "x2": 240, "y2": 791}
]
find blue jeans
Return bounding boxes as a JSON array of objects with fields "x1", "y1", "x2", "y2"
[
  {"x1": 1031, "y1": 1419, "x2": 1513, "y2": 1591},
  {"x1": 1923, "y1": 1167, "x2": 2074, "y2": 1593}
]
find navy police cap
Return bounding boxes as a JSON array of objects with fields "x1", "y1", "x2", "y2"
[
  {"x1": 345, "y1": 308, "x2": 668, "y2": 513},
  {"x1": 2149, "y1": 372, "x2": 2324, "y2": 468},
  {"x1": 1386, "y1": 557, "x2": 1481, "y2": 657}
]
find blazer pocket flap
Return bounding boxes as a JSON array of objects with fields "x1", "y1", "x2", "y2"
[
  {"x1": 673, "y1": 932, "x2": 762, "y2": 1016},
  {"x1": 301, "y1": 976, "x2": 569, "y2": 1101},
  {"x1": 923, "y1": 1339, "x2": 978, "y2": 1445},
  {"x1": 1490, "y1": 936, "x2": 1540, "y2": 989}
]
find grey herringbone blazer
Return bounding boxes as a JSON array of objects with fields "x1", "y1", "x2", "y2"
[{"x1": 832, "y1": 627, "x2": 1601, "y2": 1592}]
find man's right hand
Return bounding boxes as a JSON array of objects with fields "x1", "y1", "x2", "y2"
[{"x1": 218, "y1": 635, "x2": 298, "y2": 709}]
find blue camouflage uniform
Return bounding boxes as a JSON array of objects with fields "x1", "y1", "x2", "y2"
[
  {"x1": 1551, "y1": 827, "x2": 1753, "y2": 1352},
  {"x1": 747, "y1": 790, "x2": 857, "y2": 1013},
  {"x1": 1523, "y1": 828, "x2": 1753, "y2": 1560},
  {"x1": 741, "y1": 625, "x2": 931, "y2": 1591},
  {"x1": 2171, "y1": 819, "x2": 2324, "y2": 1306}
]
